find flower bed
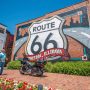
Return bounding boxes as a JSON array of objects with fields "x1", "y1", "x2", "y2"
[{"x1": 0, "y1": 77, "x2": 57, "y2": 90}]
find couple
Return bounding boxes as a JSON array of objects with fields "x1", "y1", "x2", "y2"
[{"x1": 0, "y1": 49, "x2": 6, "y2": 75}]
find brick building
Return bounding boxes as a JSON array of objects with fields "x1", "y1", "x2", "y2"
[
  {"x1": 12, "y1": 0, "x2": 90, "y2": 61},
  {"x1": 5, "y1": 30, "x2": 14, "y2": 64}
]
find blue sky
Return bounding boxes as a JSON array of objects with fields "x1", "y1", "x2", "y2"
[{"x1": 0, "y1": 0, "x2": 84, "y2": 34}]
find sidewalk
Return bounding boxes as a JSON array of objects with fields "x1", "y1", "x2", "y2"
[{"x1": 0, "y1": 70, "x2": 90, "y2": 90}]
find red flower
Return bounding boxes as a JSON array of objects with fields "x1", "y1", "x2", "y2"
[
  {"x1": 29, "y1": 86, "x2": 33, "y2": 90},
  {"x1": 22, "y1": 84, "x2": 26, "y2": 90},
  {"x1": 24, "y1": 81, "x2": 28, "y2": 85}
]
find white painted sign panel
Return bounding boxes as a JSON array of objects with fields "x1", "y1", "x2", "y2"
[{"x1": 26, "y1": 16, "x2": 67, "y2": 60}]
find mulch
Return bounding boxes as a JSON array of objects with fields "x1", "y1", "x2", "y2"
[{"x1": 0, "y1": 70, "x2": 90, "y2": 90}]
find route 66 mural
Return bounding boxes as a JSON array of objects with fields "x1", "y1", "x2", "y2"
[
  {"x1": 26, "y1": 16, "x2": 67, "y2": 60},
  {"x1": 13, "y1": 2, "x2": 90, "y2": 61}
]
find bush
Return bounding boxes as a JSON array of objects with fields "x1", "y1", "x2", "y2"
[
  {"x1": 45, "y1": 61, "x2": 90, "y2": 76},
  {"x1": 7, "y1": 60, "x2": 90, "y2": 76},
  {"x1": 7, "y1": 60, "x2": 21, "y2": 70}
]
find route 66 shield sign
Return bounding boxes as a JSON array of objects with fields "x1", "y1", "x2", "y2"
[{"x1": 26, "y1": 15, "x2": 67, "y2": 60}]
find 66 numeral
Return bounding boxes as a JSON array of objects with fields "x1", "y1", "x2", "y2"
[{"x1": 31, "y1": 33, "x2": 57, "y2": 54}]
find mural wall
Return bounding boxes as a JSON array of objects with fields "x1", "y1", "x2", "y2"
[{"x1": 12, "y1": 1, "x2": 90, "y2": 61}]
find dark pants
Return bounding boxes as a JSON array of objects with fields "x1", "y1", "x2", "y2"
[{"x1": 0, "y1": 62, "x2": 5, "y2": 75}]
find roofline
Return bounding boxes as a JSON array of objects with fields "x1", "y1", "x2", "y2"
[
  {"x1": 16, "y1": 0, "x2": 87, "y2": 27},
  {"x1": 16, "y1": 15, "x2": 45, "y2": 25},
  {"x1": 0, "y1": 23, "x2": 7, "y2": 27}
]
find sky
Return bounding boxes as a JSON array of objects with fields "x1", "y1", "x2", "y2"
[{"x1": 0, "y1": 0, "x2": 84, "y2": 34}]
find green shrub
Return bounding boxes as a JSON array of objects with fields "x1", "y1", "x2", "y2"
[
  {"x1": 7, "y1": 60, "x2": 21, "y2": 70},
  {"x1": 45, "y1": 61, "x2": 90, "y2": 76},
  {"x1": 7, "y1": 60, "x2": 90, "y2": 76}
]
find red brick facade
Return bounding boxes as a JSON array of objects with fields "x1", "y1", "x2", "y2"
[{"x1": 5, "y1": 31, "x2": 14, "y2": 64}]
